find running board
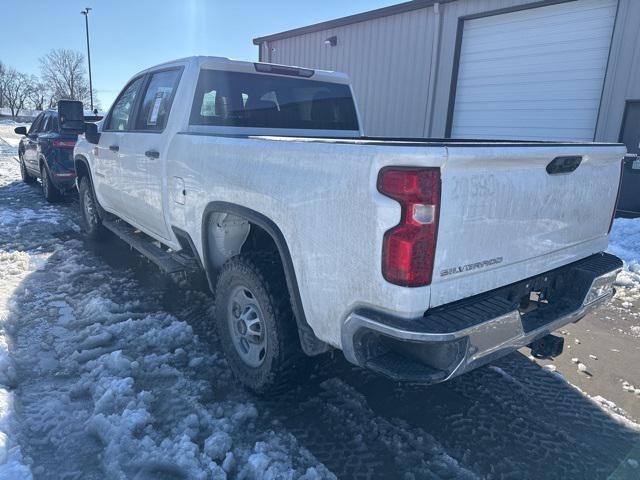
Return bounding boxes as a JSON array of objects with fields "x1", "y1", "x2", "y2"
[{"x1": 102, "y1": 219, "x2": 200, "y2": 274}]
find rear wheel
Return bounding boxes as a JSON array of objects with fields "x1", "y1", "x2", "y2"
[
  {"x1": 78, "y1": 176, "x2": 106, "y2": 241},
  {"x1": 214, "y1": 254, "x2": 307, "y2": 394},
  {"x1": 41, "y1": 164, "x2": 62, "y2": 203},
  {"x1": 19, "y1": 154, "x2": 36, "y2": 184}
]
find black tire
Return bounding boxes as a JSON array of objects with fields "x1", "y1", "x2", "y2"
[
  {"x1": 40, "y1": 163, "x2": 62, "y2": 203},
  {"x1": 78, "y1": 176, "x2": 107, "y2": 241},
  {"x1": 214, "y1": 254, "x2": 307, "y2": 394},
  {"x1": 19, "y1": 154, "x2": 36, "y2": 184}
]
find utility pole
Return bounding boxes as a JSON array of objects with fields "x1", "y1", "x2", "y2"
[{"x1": 81, "y1": 7, "x2": 94, "y2": 111}]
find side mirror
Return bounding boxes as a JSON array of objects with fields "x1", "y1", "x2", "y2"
[
  {"x1": 58, "y1": 100, "x2": 85, "y2": 134},
  {"x1": 85, "y1": 122, "x2": 100, "y2": 144},
  {"x1": 14, "y1": 126, "x2": 27, "y2": 136}
]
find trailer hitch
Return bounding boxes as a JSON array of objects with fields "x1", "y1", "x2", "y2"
[{"x1": 529, "y1": 334, "x2": 564, "y2": 359}]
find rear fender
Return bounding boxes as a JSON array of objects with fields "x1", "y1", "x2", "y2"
[{"x1": 201, "y1": 201, "x2": 330, "y2": 356}]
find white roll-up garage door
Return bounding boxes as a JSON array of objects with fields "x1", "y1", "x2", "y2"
[{"x1": 451, "y1": 0, "x2": 618, "y2": 141}]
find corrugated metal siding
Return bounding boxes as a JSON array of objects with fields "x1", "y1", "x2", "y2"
[
  {"x1": 268, "y1": 9, "x2": 435, "y2": 136},
  {"x1": 450, "y1": 0, "x2": 617, "y2": 141},
  {"x1": 596, "y1": 0, "x2": 640, "y2": 141},
  {"x1": 257, "y1": 0, "x2": 639, "y2": 142}
]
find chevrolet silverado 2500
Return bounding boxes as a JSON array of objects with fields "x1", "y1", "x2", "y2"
[{"x1": 68, "y1": 56, "x2": 624, "y2": 393}]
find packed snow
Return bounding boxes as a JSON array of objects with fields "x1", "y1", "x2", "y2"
[{"x1": 0, "y1": 133, "x2": 337, "y2": 479}]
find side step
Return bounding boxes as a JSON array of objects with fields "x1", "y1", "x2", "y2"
[{"x1": 102, "y1": 219, "x2": 201, "y2": 274}]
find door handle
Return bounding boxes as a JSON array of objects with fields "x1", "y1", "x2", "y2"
[
  {"x1": 145, "y1": 150, "x2": 160, "y2": 159},
  {"x1": 546, "y1": 156, "x2": 582, "y2": 175},
  {"x1": 109, "y1": 145, "x2": 119, "y2": 152}
]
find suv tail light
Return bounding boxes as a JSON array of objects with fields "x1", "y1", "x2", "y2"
[
  {"x1": 377, "y1": 167, "x2": 441, "y2": 287},
  {"x1": 52, "y1": 139, "x2": 76, "y2": 149}
]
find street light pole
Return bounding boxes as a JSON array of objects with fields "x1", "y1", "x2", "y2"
[{"x1": 81, "y1": 7, "x2": 94, "y2": 111}]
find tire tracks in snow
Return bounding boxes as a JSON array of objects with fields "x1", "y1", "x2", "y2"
[{"x1": 0, "y1": 153, "x2": 333, "y2": 479}]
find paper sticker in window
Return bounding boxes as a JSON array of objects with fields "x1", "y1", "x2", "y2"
[{"x1": 148, "y1": 92, "x2": 164, "y2": 126}]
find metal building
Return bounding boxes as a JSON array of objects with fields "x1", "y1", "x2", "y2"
[{"x1": 253, "y1": 0, "x2": 640, "y2": 146}]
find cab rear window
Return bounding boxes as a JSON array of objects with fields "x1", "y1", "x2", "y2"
[{"x1": 189, "y1": 69, "x2": 359, "y2": 131}]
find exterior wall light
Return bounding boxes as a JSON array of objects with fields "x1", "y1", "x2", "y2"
[{"x1": 324, "y1": 36, "x2": 338, "y2": 47}]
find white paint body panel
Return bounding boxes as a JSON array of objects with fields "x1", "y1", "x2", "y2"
[
  {"x1": 452, "y1": 0, "x2": 618, "y2": 141},
  {"x1": 75, "y1": 56, "x2": 625, "y2": 350},
  {"x1": 431, "y1": 144, "x2": 623, "y2": 306}
]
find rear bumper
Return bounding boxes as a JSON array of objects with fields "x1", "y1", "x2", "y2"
[
  {"x1": 47, "y1": 149, "x2": 76, "y2": 190},
  {"x1": 53, "y1": 176, "x2": 76, "y2": 191},
  {"x1": 50, "y1": 170, "x2": 76, "y2": 190},
  {"x1": 341, "y1": 252, "x2": 622, "y2": 383}
]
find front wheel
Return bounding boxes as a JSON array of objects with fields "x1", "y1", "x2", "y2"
[
  {"x1": 19, "y1": 154, "x2": 36, "y2": 184},
  {"x1": 214, "y1": 254, "x2": 307, "y2": 394},
  {"x1": 78, "y1": 176, "x2": 107, "y2": 241}
]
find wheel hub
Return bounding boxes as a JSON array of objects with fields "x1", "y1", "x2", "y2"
[{"x1": 227, "y1": 285, "x2": 267, "y2": 367}]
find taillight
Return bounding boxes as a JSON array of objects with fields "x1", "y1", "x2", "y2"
[
  {"x1": 52, "y1": 139, "x2": 76, "y2": 148},
  {"x1": 377, "y1": 167, "x2": 441, "y2": 287}
]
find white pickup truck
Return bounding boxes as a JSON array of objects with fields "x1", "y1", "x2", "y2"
[{"x1": 66, "y1": 56, "x2": 624, "y2": 393}]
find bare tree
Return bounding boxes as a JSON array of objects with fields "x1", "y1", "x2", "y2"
[
  {"x1": 28, "y1": 77, "x2": 48, "y2": 111},
  {"x1": 0, "y1": 61, "x2": 5, "y2": 109},
  {"x1": 39, "y1": 49, "x2": 97, "y2": 107},
  {"x1": 3, "y1": 68, "x2": 32, "y2": 117}
]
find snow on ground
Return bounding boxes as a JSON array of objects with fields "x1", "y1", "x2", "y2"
[
  {"x1": 608, "y1": 218, "x2": 640, "y2": 303},
  {"x1": 0, "y1": 128, "x2": 338, "y2": 479},
  {"x1": 0, "y1": 137, "x2": 17, "y2": 157}
]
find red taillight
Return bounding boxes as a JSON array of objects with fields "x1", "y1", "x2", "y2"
[
  {"x1": 377, "y1": 167, "x2": 441, "y2": 287},
  {"x1": 52, "y1": 139, "x2": 76, "y2": 148}
]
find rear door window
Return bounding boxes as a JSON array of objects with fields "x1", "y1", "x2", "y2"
[
  {"x1": 135, "y1": 68, "x2": 182, "y2": 131},
  {"x1": 189, "y1": 69, "x2": 359, "y2": 131},
  {"x1": 104, "y1": 76, "x2": 145, "y2": 131}
]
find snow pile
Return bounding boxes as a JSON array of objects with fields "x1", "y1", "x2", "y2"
[
  {"x1": 0, "y1": 131, "x2": 332, "y2": 478},
  {"x1": 0, "y1": 250, "x2": 49, "y2": 479},
  {"x1": 608, "y1": 218, "x2": 640, "y2": 299},
  {"x1": 6, "y1": 240, "x2": 333, "y2": 479}
]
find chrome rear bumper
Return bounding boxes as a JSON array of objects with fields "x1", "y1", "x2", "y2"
[{"x1": 341, "y1": 252, "x2": 622, "y2": 383}]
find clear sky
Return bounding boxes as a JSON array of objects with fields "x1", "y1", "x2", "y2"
[{"x1": 3, "y1": 0, "x2": 396, "y2": 109}]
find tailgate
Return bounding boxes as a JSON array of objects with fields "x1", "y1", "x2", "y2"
[{"x1": 430, "y1": 144, "x2": 625, "y2": 307}]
